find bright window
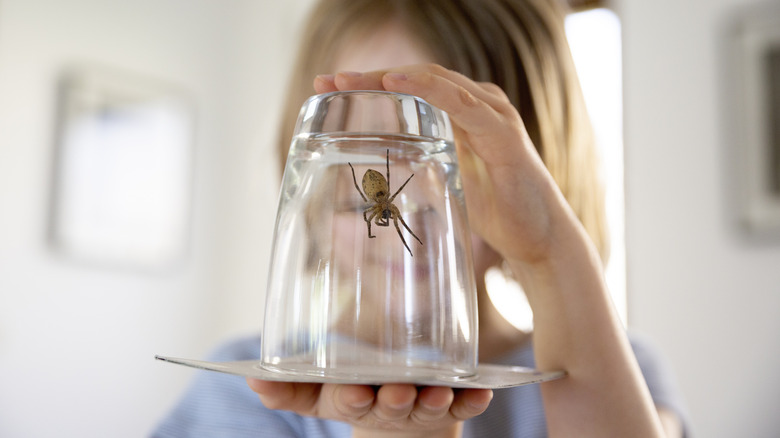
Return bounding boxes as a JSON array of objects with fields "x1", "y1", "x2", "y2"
[
  {"x1": 566, "y1": 8, "x2": 626, "y2": 325},
  {"x1": 487, "y1": 8, "x2": 626, "y2": 329}
]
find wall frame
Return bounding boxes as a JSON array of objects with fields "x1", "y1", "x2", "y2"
[
  {"x1": 729, "y1": 5, "x2": 780, "y2": 236},
  {"x1": 49, "y1": 65, "x2": 194, "y2": 270}
]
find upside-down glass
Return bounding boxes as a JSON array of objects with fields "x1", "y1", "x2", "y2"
[{"x1": 261, "y1": 91, "x2": 478, "y2": 381}]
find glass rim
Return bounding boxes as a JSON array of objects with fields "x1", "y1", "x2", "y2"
[{"x1": 294, "y1": 90, "x2": 454, "y2": 142}]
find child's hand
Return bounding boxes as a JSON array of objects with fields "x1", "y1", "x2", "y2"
[
  {"x1": 315, "y1": 65, "x2": 572, "y2": 266},
  {"x1": 246, "y1": 379, "x2": 492, "y2": 437}
]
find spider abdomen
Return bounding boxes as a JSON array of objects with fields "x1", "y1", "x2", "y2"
[{"x1": 362, "y1": 169, "x2": 389, "y2": 201}]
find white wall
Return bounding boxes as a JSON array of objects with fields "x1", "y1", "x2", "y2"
[
  {"x1": 619, "y1": 0, "x2": 780, "y2": 436},
  {"x1": 0, "y1": 1, "x2": 308, "y2": 436}
]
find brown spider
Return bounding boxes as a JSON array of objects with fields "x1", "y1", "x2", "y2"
[{"x1": 348, "y1": 149, "x2": 423, "y2": 256}]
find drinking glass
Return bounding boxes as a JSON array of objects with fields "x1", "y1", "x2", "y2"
[
  {"x1": 156, "y1": 90, "x2": 563, "y2": 388},
  {"x1": 261, "y1": 91, "x2": 478, "y2": 381}
]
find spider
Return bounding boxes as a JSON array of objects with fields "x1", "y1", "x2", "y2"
[{"x1": 348, "y1": 149, "x2": 423, "y2": 256}]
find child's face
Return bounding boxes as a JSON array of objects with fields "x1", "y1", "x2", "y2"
[
  {"x1": 289, "y1": 24, "x2": 487, "y2": 353},
  {"x1": 333, "y1": 21, "x2": 435, "y2": 75},
  {"x1": 332, "y1": 21, "x2": 495, "y2": 276}
]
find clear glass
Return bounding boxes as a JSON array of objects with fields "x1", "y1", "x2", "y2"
[{"x1": 261, "y1": 91, "x2": 478, "y2": 381}]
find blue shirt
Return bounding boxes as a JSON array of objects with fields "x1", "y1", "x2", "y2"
[{"x1": 152, "y1": 334, "x2": 687, "y2": 437}]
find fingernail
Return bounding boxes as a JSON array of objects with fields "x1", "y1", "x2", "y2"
[
  {"x1": 350, "y1": 398, "x2": 374, "y2": 409},
  {"x1": 468, "y1": 391, "x2": 493, "y2": 410},
  {"x1": 384, "y1": 72, "x2": 408, "y2": 81},
  {"x1": 388, "y1": 399, "x2": 414, "y2": 410},
  {"x1": 316, "y1": 74, "x2": 335, "y2": 82},
  {"x1": 420, "y1": 401, "x2": 445, "y2": 412}
]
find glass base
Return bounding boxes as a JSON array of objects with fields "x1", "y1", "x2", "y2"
[{"x1": 259, "y1": 361, "x2": 478, "y2": 383}]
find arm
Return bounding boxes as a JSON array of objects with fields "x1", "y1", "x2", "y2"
[
  {"x1": 507, "y1": 229, "x2": 663, "y2": 437},
  {"x1": 328, "y1": 65, "x2": 665, "y2": 437},
  {"x1": 659, "y1": 407, "x2": 684, "y2": 438}
]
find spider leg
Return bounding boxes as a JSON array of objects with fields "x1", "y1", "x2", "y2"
[
  {"x1": 388, "y1": 205, "x2": 422, "y2": 256},
  {"x1": 385, "y1": 149, "x2": 390, "y2": 192},
  {"x1": 376, "y1": 209, "x2": 390, "y2": 227},
  {"x1": 348, "y1": 162, "x2": 368, "y2": 202},
  {"x1": 392, "y1": 215, "x2": 414, "y2": 256},
  {"x1": 389, "y1": 174, "x2": 414, "y2": 202},
  {"x1": 364, "y1": 208, "x2": 378, "y2": 238},
  {"x1": 395, "y1": 208, "x2": 423, "y2": 246}
]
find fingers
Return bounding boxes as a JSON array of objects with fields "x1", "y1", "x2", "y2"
[
  {"x1": 326, "y1": 384, "x2": 377, "y2": 419},
  {"x1": 449, "y1": 388, "x2": 493, "y2": 420},
  {"x1": 247, "y1": 380, "x2": 380, "y2": 421},
  {"x1": 246, "y1": 379, "x2": 321, "y2": 415},
  {"x1": 366, "y1": 385, "x2": 492, "y2": 427},
  {"x1": 313, "y1": 74, "x2": 338, "y2": 93},
  {"x1": 369, "y1": 384, "x2": 417, "y2": 421},
  {"x1": 316, "y1": 65, "x2": 507, "y2": 108},
  {"x1": 314, "y1": 70, "x2": 385, "y2": 93},
  {"x1": 314, "y1": 70, "x2": 385, "y2": 94},
  {"x1": 382, "y1": 70, "x2": 500, "y2": 139},
  {"x1": 381, "y1": 69, "x2": 529, "y2": 167},
  {"x1": 410, "y1": 386, "x2": 455, "y2": 424},
  {"x1": 248, "y1": 379, "x2": 493, "y2": 433},
  {"x1": 313, "y1": 64, "x2": 527, "y2": 165}
]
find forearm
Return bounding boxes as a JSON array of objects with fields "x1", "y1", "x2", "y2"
[{"x1": 507, "y1": 213, "x2": 664, "y2": 437}]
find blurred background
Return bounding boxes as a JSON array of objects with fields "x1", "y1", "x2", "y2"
[{"x1": 0, "y1": 0, "x2": 778, "y2": 437}]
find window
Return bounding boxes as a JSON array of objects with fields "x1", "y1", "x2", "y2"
[
  {"x1": 566, "y1": 8, "x2": 626, "y2": 325},
  {"x1": 487, "y1": 7, "x2": 626, "y2": 329}
]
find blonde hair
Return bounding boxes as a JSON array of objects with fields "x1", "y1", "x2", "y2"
[{"x1": 277, "y1": 0, "x2": 609, "y2": 263}]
